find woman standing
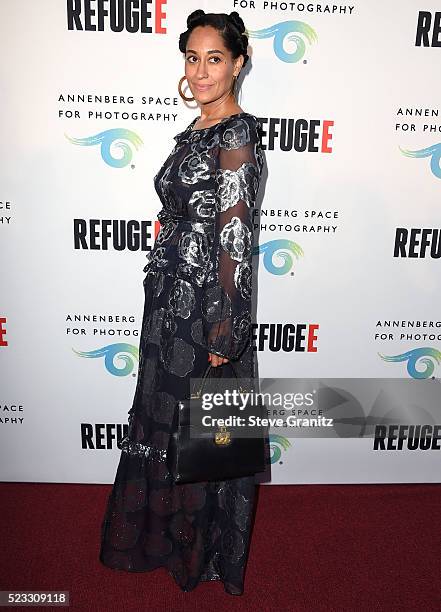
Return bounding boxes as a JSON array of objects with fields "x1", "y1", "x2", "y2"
[{"x1": 99, "y1": 9, "x2": 266, "y2": 596}]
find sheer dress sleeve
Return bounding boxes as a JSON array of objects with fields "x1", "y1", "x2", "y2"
[{"x1": 201, "y1": 115, "x2": 263, "y2": 361}]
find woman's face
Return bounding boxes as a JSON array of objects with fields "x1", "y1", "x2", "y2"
[{"x1": 184, "y1": 25, "x2": 242, "y2": 106}]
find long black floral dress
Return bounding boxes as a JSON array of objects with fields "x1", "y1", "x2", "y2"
[{"x1": 99, "y1": 111, "x2": 266, "y2": 595}]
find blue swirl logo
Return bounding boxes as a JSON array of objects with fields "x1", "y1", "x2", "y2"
[
  {"x1": 379, "y1": 347, "x2": 441, "y2": 379},
  {"x1": 73, "y1": 343, "x2": 139, "y2": 376},
  {"x1": 253, "y1": 239, "x2": 303, "y2": 275},
  {"x1": 269, "y1": 434, "x2": 292, "y2": 463},
  {"x1": 399, "y1": 142, "x2": 441, "y2": 179},
  {"x1": 65, "y1": 128, "x2": 143, "y2": 168},
  {"x1": 247, "y1": 21, "x2": 318, "y2": 63}
]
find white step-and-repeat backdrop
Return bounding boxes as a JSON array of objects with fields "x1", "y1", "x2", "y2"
[{"x1": 1, "y1": 1, "x2": 440, "y2": 483}]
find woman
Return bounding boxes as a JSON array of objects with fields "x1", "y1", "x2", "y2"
[{"x1": 99, "y1": 9, "x2": 267, "y2": 596}]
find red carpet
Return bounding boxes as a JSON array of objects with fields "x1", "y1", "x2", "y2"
[{"x1": 0, "y1": 482, "x2": 439, "y2": 611}]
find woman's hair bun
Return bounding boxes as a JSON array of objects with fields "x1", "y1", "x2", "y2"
[
  {"x1": 187, "y1": 9, "x2": 205, "y2": 29},
  {"x1": 228, "y1": 11, "x2": 246, "y2": 34}
]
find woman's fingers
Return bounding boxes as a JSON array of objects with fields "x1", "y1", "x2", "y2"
[{"x1": 208, "y1": 353, "x2": 229, "y2": 367}]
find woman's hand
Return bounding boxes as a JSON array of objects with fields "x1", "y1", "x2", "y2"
[{"x1": 208, "y1": 353, "x2": 229, "y2": 367}]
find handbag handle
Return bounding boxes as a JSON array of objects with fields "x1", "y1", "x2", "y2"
[{"x1": 190, "y1": 360, "x2": 242, "y2": 399}]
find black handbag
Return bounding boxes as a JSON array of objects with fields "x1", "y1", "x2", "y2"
[{"x1": 167, "y1": 362, "x2": 267, "y2": 484}]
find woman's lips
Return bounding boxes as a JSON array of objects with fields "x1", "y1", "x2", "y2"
[{"x1": 194, "y1": 84, "x2": 212, "y2": 91}]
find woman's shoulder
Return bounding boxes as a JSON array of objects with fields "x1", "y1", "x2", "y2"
[
  {"x1": 222, "y1": 111, "x2": 260, "y2": 129},
  {"x1": 219, "y1": 111, "x2": 262, "y2": 148}
]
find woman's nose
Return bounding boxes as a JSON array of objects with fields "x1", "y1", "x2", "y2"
[{"x1": 196, "y1": 61, "x2": 208, "y2": 79}]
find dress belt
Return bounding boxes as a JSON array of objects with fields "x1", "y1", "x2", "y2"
[
  {"x1": 157, "y1": 209, "x2": 215, "y2": 229},
  {"x1": 157, "y1": 209, "x2": 180, "y2": 225}
]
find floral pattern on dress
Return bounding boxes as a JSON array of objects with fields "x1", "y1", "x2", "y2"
[
  {"x1": 168, "y1": 279, "x2": 195, "y2": 319},
  {"x1": 220, "y1": 217, "x2": 252, "y2": 263},
  {"x1": 234, "y1": 261, "x2": 252, "y2": 300},
  {"x1": 188, "y1": 190, "x2": 216, "y2": 219},
  {"x1": 178, "y1": 147, "x2": 212, "y2": 185},
  {"x1": 146, "y1": 307, "x2": 177, "y2": 346},
  {"x1": 177, "y1": 231, "x2": 210, "y2": 268},
  {"x1": 221, "y1": 119, "x2": 251, "y2": 150},
  {"x1": 163, "y1": 336, "x2": 195, "y2": 377},
  {"x1": 215, "y1": 161, "x2": 260, "y2": 212}
]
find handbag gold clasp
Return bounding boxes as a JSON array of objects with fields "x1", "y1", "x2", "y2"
[{"x1": 215, "y1": 425, "x2": 231, "y2": 446}]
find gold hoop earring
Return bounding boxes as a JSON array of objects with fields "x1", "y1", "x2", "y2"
[{"x1": 178, "y1": 76, "x2": 194, "y2": 102}]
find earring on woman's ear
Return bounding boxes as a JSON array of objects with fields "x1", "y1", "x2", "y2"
[
  {"x1": 178, "y1": 76, "x2": 195, "y2": 102},
  {"x1": 231, "y1": 74, "x2": 238, "y2": 98}
]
